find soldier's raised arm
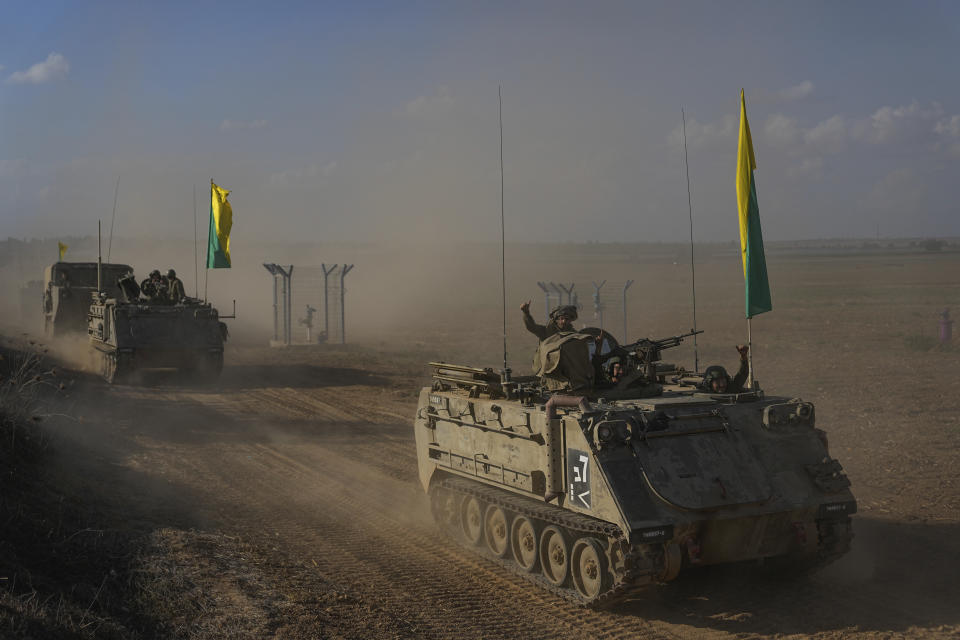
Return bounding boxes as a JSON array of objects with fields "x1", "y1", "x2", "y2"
[
  {"x1": 731, "y1": 345, "x2": 750, "y2": 391},
  {"x1": 521, "y1": 301, "x2": 549, "y2": 341}
]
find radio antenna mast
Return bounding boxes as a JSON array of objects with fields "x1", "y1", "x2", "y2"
[
  {"x1": 681, "y1": 108, "x2": 700, "y2": 373},
  {"x1": 107, "y1": 176, "x2": 120, "y2": 262},
  {"x1": 193, "y1": 184, "x2": 199, "y2": 298},
  {"x1": 499, "y1": 85, "x2": 510, "y2": 378}
]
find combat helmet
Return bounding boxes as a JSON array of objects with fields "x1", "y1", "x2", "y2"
[
  {"x1": 700, "y1": 365, "x2": 729, "y2": 391},
  {"x1": 549, "y1": 304, "x2": 578, "y2": 321}
]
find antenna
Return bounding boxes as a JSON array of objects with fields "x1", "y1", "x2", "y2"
[
  {"x1": 681, "y1": 107, "x2": 700, "y2": 373},
  {"x1": 97, "y1": 219, "x2": 103, "y2": 294},
  {"x1": 499, "y1": 85, "x2": 509, "y2": 378},
  {"x1": 107, "y1": 176, "x2": 120, "y2": 262}
]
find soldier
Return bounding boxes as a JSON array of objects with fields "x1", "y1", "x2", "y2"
[
  {"x1": 522, "y1": 302, "x2": 593, "y2": 392},
  {"x1": 605, "y1": 356, "x2": 625, "y2": 385},
  {"x1": 167, "y1": 269, "x2": 185, "y2": 303},
  {"x1": 140, "y1": 270, "x2": 166, "y2": 301},
  {"x1": 520, "y1": 301, "x2": 578, "y2": 340},
  {"x1": 700, "y1": 344, "x2": 750, "y2": 393}
]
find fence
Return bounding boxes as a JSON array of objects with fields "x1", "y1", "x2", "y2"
[{"x1": 264, "y1": 263, "x2": 354, "y2": 345}]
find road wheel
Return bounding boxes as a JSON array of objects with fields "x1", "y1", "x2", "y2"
[
  {"x1": 483, "y1": 505, "x2": 510, "y2": 557},
  {"x1": 539, "y1": 525, "x2": 570, "y2": 586},
  {"x1": 102, "y1": 352, "x2": 117, "y2": 384},
  {"x1": 429, "y1": 486, "x2": 461, "y2": 538},
  {"x1": 571, "y1": 537, "x2": 608, "y2": 600},
  {"x1": 510, "y1": 516, "x2": 539, "y2": 572},
  {"x1": 460, "y1": 496, "x2": 484, "y2": 546}
]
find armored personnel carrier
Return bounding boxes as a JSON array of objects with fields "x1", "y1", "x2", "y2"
[
  {"x1": 414, "y1": 329, "x2": 855, "y2": 605},
  {"x1": 42, "y1": 262, "x2": 133, "y2": 337},
  {"x1": 87, "y1": 274, "x2": 228, "y2": 383}
]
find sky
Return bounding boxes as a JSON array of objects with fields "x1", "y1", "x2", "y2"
[{"x1": 1, "y1": 0, "x2": 959, "y2": 246}]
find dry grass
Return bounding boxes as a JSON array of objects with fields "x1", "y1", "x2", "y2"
[{"x1": 0, "y1": 342, "x2": 143, "y2": 639}]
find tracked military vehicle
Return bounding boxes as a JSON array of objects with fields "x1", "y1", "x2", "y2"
[
  {"x1": 42, "y1": 262, "x2": 133, "y2": 337},
  {"x1": 414, "y1": 329, "x2": 855, "y2": 605},
  {"x1": 88, "y1": 273, "x2": 228, "y2": 383}
]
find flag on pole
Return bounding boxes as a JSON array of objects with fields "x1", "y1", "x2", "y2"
[
  {"x1": 207, "y1": 181, "x2": 233, "y2": 268},
  {"x1": 58, "y1": 241, "x2": 68, "y2": 261},
  {"x1": 736, "y1": 90, "x2": 772, "y2": 318}
]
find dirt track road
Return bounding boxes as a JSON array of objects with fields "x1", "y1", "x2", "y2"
[{"x1": 55, "y1": 356, "x2": 960, "y2": 640}]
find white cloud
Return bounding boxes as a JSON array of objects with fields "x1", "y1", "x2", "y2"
[
  {"x1": 779, "y1": 80, "x2": 814, "y2": 101},
  {"x1": 7, "y1": 52, "x2": 70, "y2": 84},
  {"x1": 219, "y1": 118, "x2": 267, "y2": 131},
  {"x1": 268, "y1": 161, "x2": 337, "y2": 187},
  {"x1": 853, "y1": 100, "x2": 943, "y2": 144},
  {"x1": 404, "y1": 86, "x2": 454, "y2": 117},
  {"x1": 763, "y1": 114, "x2": 800, "y2": 146},
  {"x1": 934, "y1": 114, "x2": 960, "y2": 138},
  {"x1": 667, "y1": 114, "x2": 736, "y2": 149},
  {"x1": 803, "y1": 115, "x2": 847, "y2": 154},
  {"x1": 788, "y1": 156, "x2": 824, "y2": 179}
]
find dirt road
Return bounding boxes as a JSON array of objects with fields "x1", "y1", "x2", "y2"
[{"x1": 44, "y1": 346, "x2": 958, "y2": 640}]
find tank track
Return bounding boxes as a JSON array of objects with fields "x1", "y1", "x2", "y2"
[
  {"x1": 756, "y1": 515, "x2": 853, "y2": 577},
  {"x1": 98, "y1": 349, "x2": 134, "y2": 384},
  {"x1": 434, "y1": 476, "x2": 657, "y2": 608},
  {"x1": 812, "y1": 515, "x2": 854, "y2": 570}
]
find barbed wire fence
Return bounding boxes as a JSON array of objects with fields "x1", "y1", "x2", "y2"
[
  {"x1": 265, "y1": 263, "x2": 355, "y2": 345},
  {"x1": 531, "y1": 279, "x2": 636, "y2": 343}
]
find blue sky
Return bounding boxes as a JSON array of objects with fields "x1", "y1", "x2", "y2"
[{"x1": 2, "y1": 0, "x2": 959, "y2": 243}]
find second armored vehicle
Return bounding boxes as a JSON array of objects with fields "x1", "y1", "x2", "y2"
[
  {"x1": 414, "y1": 329, "x2": 855, "y2": 605},
  {"x1": 88, "y1": 273, "x2": 228, "y2": 383},
  {"x1": 42, "y1": 262, "x2": 133, "y2": 337}
]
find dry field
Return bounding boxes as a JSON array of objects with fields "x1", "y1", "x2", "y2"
[{"x1": 4, "y1": 248, "x2": 959, "y2": 638}]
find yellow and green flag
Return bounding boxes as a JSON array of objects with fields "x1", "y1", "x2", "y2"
[
  {"x1": 736, "y1": 90, "x2": 772, "y2": 318},
  {"x1": 57, "y1": 241, "x2": 68, "y2": 261},
  {"x1": 207, "y1": 181, "x2": 233, "y2": 268}
]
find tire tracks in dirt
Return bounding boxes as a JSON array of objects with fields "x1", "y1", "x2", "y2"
[{"x1": 115, "y1": 381, "x2": 959, "y2": 639}]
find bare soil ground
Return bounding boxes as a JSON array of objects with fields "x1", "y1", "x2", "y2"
[{"x1": 3, "y1": 250, "x2": 959, "y2": 638}]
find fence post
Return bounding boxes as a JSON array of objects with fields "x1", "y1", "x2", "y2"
[
  {"x1": 537, "y1": 281, "x2": 551, "y2": 320},
  {"x1": 548, "y1": 282, "x2": 563, "y2": 319},
  {"x1": 322, "y1": 263, "x2": 337, "y2": 343},
  {"x1": 592, "y1": 280, "x2": 607, "y2": 329},
  {"x1": 622, "y1": 280, "x2": 634, "y2": 342},
  {"x1": 286, "y1": 265, "x2": 294, "y2": 345},
  {"x1": 339, "y1": 264, "x2": 354, "y2": 344}
]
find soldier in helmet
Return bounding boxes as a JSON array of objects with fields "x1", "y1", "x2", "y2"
[
  {"x1": 700, "y1": 344, "x2": 750, "y2": 394},
  {"x1": 140, "y1": 270, "x2": 161, "y2": 300},
  {"x1": 520, "y1": 301, "x2": 578, "y2": 341},
  {"x1": 167, "y1": 269, "x2": 185, "y2": 304},
  {"x1": 521, "y1": 301, "x2": 593, "y2": 391},
  {"x1": 604, "y1": 356, "x2": 625, "y2": 385}
]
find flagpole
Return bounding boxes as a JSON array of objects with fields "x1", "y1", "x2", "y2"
[
  {"x1": 747, "y1": 316, "x2": 754, "y2": 389},
  {"x1": 193, "y1": 184, "x2": 198, "y2": 298},
  {"x1": 204, "y1": 179, "x2": 211, "y2": 303},
  {"x1": 107, "y1": 176, "x2": 120, "y2": 263},
  {"x1": 499, "y1": 84, "x2": 509, "y2": 377}
]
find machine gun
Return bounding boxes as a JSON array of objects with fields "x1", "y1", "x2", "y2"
[{"x1": 621, "y1": 329, "x2": 704, "y2": 381}]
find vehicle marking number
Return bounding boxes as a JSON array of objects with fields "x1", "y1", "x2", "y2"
[{"x1": 567, "y1": 449, "x2": 591, "y2": 509}]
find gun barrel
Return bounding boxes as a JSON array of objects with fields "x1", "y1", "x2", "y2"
[{"x1": 624, "y1": 329, "x2": 705, "y2": 356}]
